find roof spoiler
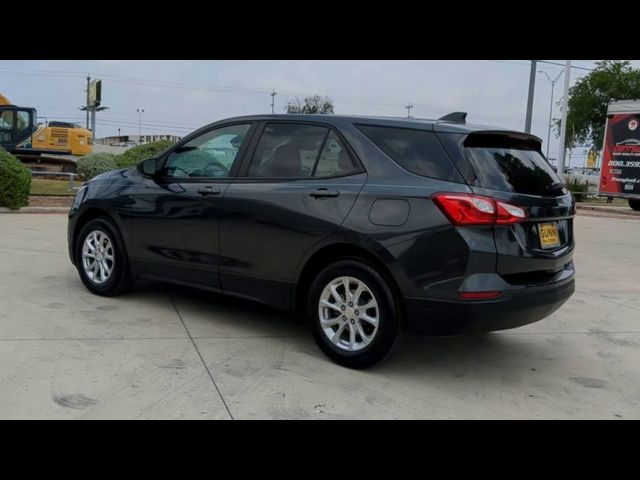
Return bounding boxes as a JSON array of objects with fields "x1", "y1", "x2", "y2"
[{"x1": 438, "y1": 111, "x2": 467, "y2": 123}]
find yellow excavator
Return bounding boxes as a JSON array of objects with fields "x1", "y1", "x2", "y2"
[{"x1": 0, "y1": 93, "x2": 93, "y2": 157}]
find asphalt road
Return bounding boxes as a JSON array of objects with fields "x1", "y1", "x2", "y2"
[{"x1": 0, "y1": 214, "x2": 639, "y2": 419}]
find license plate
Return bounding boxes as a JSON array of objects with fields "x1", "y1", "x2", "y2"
[{"x1": 538, "y1": 222, "x2": 561, "y2": 249}]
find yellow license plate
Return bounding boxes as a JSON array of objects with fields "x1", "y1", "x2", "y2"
[{"x1": 539, "y1": 222, "x2": 561, "y2": 249}]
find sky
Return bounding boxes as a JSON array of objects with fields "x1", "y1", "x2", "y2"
[{"x1": 0, "y1": 60, "x2": 630, "y2": 168}]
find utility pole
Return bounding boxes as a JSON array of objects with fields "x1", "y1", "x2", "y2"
[
  {"x1": 524, "y1": 60, "x2": 537, "y2": 133},
  {"x1": 137, "y1": 108, "x2": 145, "y2": 141},
  {"x1": 538, "y1": 69, "x2": 564, "y2": 159},
  {"x1": 85, "y1": 75, "x2": 90, "y2": 130},
  {"x1": 270, "y1": 90, "x2": 277, "y2": 114},
  {"x1": 405, "y1": 103, "x2": 414, "y2": 118},
  {"x1": 557, "y1": 61, "x2": 572, "y2": 176}
]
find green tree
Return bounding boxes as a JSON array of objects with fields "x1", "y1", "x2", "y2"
[
  {"x1": 114, "y1": 140, "x2": 175, "y2": 168},
  {"x1": 77, "y1": 152, "x2": 117, "y2": 180},
  {"x1": 556, "y1": 60, "x2": 640, "y2": 149},
  {"x1": 286, "y1": 95, "x2": 334, "y2": 114}
]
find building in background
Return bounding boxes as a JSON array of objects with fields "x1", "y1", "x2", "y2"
[{"x1": 95, "y1": 134, "x2": 181, "y2": 146}]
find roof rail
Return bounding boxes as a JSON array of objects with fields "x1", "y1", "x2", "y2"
[{"x1": 438, "y1": 112, "x2": 467, "y2": 123}]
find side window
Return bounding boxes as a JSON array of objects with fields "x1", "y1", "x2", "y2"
[
  {"x1": 356, "y1": 124, "x2": 460, "y2": 182},
  {"x1": 247, "y1": 123, "x2": 328, "y2": 178},
  {"x1": 164, "y1": 123, "x2": 251, "y2": 178},
  {"x1": 0, "y1": 111, "x2": 14, "y2": 143},
  {"x1": 15, "y1": 110, "x2": 31, "y2": 141},
  {"x1": 314, "y1": 131, "x2": 358, "y2": 177}
]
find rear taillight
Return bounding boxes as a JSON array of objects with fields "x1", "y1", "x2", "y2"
[{"x1": 432, "y1": 193, "x2": 527, "y2": 226}]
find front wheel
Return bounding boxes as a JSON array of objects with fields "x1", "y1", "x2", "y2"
[
  {"x1": 75, "y1": 218, "x2": 132, "y2": 296},
  {"x1": 629, "y1": 199, "x2": 640, "y2": 211},
  {"x1": 307, "y1": 259, "x2": 403, "y2": 369}
]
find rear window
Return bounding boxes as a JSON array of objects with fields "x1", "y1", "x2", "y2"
[
  {"x1": 356, "y1": 125, "x2": 462, "y2": 182},
  {"x1": 461, "y1": 133, "x2": 563, "y2": 196}
]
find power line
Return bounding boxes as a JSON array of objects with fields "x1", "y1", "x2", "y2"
[
  {"x1": 95, "y1": 120, "x2": 193, "y2": 132},
  {"x1": 0, "y1": 67, "x2": 420, "y2": 107},
  {"x1": 41, "y1": 108, "x2": 211, "y2": 126},
  {"x1": 538, "y1": 60, "x2": 594, "y2": 71},
  {"x1": 41, "y1": 114, "x2": 199, "y2": 131},
  {"x1": 1, "y1": 63, "x2": 576, "y2": 131},
  {"x1": 490, "y1": 60, "x2": 532, "y2": 67}
]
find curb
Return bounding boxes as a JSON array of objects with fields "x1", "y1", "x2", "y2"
[
  {"x1": 576, "y1": 204, "x2": 640, "y2": 217},
  {"x1": 0, "y1": 207, "x2": 69, "y2": 214},
  {"x1": 577, "y1": 210, "x2": 640, "y2": 221}
]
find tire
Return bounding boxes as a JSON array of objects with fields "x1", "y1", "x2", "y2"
[
  {"x1": 307, "y1": 258, "x2": 403, "y2": 369},
  {"x1": 629, "y1": 199, "x2": 640, "y2": 211},
  {"x1": 75, "y1": 217, "x2": 132, "y2": 296}
]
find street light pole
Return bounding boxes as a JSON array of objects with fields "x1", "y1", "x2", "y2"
[
  {"x1": 85, "y1": 75, "x2": 90, "y2": 130},
  {"x1": 136, "y1": 108, "x2": 145, "y2": 142},
  {"x1": 557, "y1": 61, "x2": 572, "y2": 176},
  {"x1": 538, "y1": 69, "x2": 564, "y2": 159},
  {"x1": 270, "y1": 90, "x2": 277, "y2": 114},
  {"x1": 524, "y1": 60, "x2": 537, "y2": 133}
]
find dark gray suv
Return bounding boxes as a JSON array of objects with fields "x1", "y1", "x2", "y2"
[{"x1": 68, "y1": 113, "x2": 575, "y2": 368}]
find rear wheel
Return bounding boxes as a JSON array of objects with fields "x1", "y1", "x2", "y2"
[
  {"x1": 629, "y1": 199, "x2": 640, "y2": 211},
  {"x1": 75, "y1": 218, "x2": 132, "y2": 296},
  {"x1": 307, "y1": 259, "x2": 403, "y2": 369}
]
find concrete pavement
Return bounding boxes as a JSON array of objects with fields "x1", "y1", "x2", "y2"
[{"x1": 0, "y1": 214, "x2": 639, "y2": 419}]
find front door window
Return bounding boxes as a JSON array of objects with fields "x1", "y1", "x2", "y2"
[{"x1": 164, "y1": 123, "x2": 251, "y2": 179}]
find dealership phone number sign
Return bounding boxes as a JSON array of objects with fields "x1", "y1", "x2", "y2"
[{"x1": 600, "y1": 113, "x2": 640, "y2": 196}]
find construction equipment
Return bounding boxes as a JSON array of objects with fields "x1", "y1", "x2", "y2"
[{"x1": 0, "y1": 92, "x2": 93, "y2": 157}]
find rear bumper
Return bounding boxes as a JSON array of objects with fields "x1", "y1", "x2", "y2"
[{"x1": 404, "y1": 273, "x2": 575, "y2": 335}]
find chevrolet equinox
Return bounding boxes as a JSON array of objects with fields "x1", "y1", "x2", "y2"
[{"x1": 68, "y1": 113, "x2": 576, "y2": 368}]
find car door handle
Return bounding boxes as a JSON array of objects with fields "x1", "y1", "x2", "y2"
[
  {"x1": 309, "y1": 188, "x2": 340, "y2": 198},
  {"x1": 197, "y1": 186, "x2": 222, "y2": 196}
]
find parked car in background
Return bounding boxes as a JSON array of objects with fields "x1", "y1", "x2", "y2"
[{"x1": 68, "y1": 113, "x2": 575, "y2": 368}]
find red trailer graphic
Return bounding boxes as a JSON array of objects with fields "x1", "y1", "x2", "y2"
[{"x1": 599, "y1": 100, "x2": 640, "y2": 204}]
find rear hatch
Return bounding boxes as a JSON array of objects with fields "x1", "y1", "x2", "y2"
[{"x1": 436, "y1": 129, "x2": 575, "y2": 284}]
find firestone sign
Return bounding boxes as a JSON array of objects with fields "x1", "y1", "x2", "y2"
[{"x1": 134, "y1": 135, "x2": 181, "y2": 143}]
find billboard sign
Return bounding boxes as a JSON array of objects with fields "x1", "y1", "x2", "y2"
[
  {"x1": 88, "y1": 79, "x2": 102, "y2": 107},
  {"x1": 598, "y1": 100, "x2": 640, "y2": 198}
]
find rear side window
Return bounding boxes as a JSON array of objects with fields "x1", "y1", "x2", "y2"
[
  {"x1": 248, "y1": 123, "x2": 328, "y2": 178},
  {"x1": 314, "y1": 131, "x2": 359, "y2": 177},
  {"x1": 247, "y1": 123, "x2": 359, "y2": 178},
  {"x1": 462, "y1": 133, "x2": 563, "y2": 196},
  {"x1": 356, "y1": 125, "x2": 461, "y2": 182}
]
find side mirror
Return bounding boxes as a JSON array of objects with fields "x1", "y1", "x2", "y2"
[{"x1": 137, "y1": 157, "x2": 159, "y2": 177}]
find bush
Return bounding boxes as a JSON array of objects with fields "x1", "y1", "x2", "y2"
[
  {"x1": 115, "y1": 140, "x2": 175, "y2": 169},
  {"x1": 0, "y1": 147, "x2": 31, "y2": 210},
  {"x1": 76, "y1": 152, "x2": 118, "y2": 180},
  {"x1": 565, "y1": 175, "x2": 589, "y2": 202}
]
